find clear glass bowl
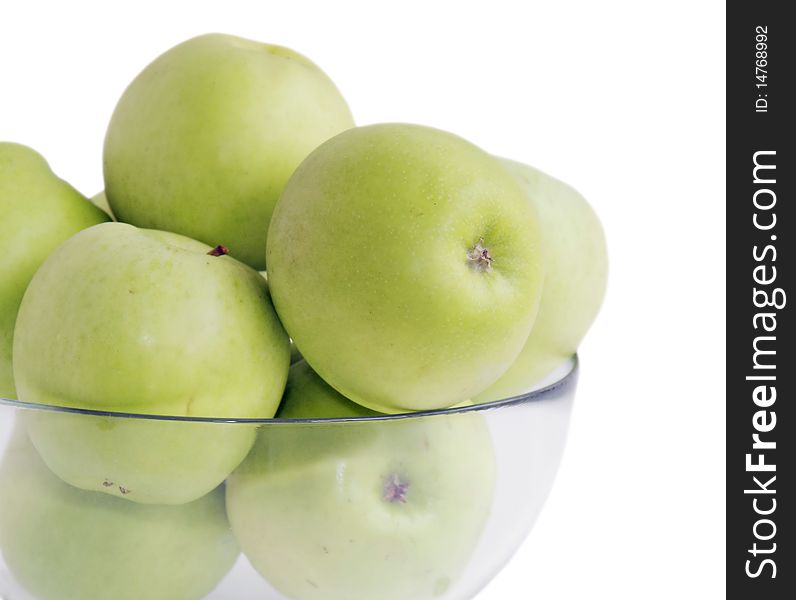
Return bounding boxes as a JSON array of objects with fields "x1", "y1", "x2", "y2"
[{"x1": 0, "y1": 358, "x2": 577, "y2": 600}]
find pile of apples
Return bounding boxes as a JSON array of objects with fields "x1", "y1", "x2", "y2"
[{"x1": 0, "y1": 34, "x2": 607, "y2": 600}]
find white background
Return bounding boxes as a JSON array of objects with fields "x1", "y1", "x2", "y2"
[{"x1": 0, "y1": 1, "x2": 726, "y2": 598}]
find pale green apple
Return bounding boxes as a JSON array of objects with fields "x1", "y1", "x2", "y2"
[
  {"x1": 104, "y1": 33, "x2": 354, "y2": 269},
  {"x1": 277, "y1": 360, "x2": 382, "y2": 419},
  {"x1": 260, "y1": 271, "x2": 303, "y2": 364},
  {"x1": 278, "y1": 361, "x2": 470, "y2": 418},
  {"x1": 0, "y1": 143, "x2": 108, "y2": 399},
  {"x1": 23, "y1": 410, "x2": 259, "y2": 505},
  {"x1": 227, "y1": 396, "x2": 496, "y2": 599},
  {"x1": 0, "y1": 425, "x2": 239, "y2": 600},
  {"x1": 266, "y1": 124, "x2": 544, "y2": 413},
  {"x1": 90, "y1": 190, "x2": 115, "y2": 219},
  {"x1": 12, "y1": 222, "x2": 290, "y2": 503},
  {"x1": 289, "y1": 340, "x2": 304, "y2": 365},
  {"x1": 474, "y1": 160, "x2": 607, "y2": 402}
]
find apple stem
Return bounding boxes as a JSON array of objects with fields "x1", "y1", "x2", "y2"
[
  {"x1": 383, "y1": 473, "x2": 410, "y2": 504},
  {"x1": 208, "y1": 245, "x2": 230, "y2": 257},
  {"x1": 467, "y1": 238, "x2": 494, "y2": 273}
]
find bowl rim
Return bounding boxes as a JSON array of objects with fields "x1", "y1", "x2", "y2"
[{"x1": 0, "y1": 356, "x2": 578, "y2": 425}]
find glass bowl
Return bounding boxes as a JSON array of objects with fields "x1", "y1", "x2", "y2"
[{"x1": 0, "y1": 358, "x2": 577, "y2": 600}]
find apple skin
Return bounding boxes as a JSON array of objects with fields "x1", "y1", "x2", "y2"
[
  {"x1": 266, "y1": 123, "x2": 544, "y2": 413},
  {"x1": 277, "y1": 360, "x2": 382, "y2": 419},
  {"x1": 90, "y1": 190, "x2": 115, "y2": 219},
  {"x1": 260, "y1": 270, "x2": 304, "y2": 365},
  {"x1": 227, "y1": 386, "x2": 496, "y2": 599},
  {"x1": 0, "y1": 143, "x2": 108, "y2": 399},
  {"x1": 22, "y1": 410, "x2": 259, "y2": 506},
  {"x1": 277, "y1": 361, "x2": 469, "y2": 418},
  {"x1": 474, "y1": 160, "x2": 607, "y2": 402},
  {"x1": 12, "y1": 222, "x2": 290, "y2": 503},
  {"x1": 0, "y1": 425, "x2": 239, "y2": 600},
  {"x1": 289, "y1": 340, "x2": 304, "y2": 365},
  {"x1": 104, "y1": 33, "x2": 354, "y2": 270}
]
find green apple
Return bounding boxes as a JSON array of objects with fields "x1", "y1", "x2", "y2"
[
  {"x1": 289, "y1": 339, "x2": 304, "y2": 365},
  {"x1": 104, "y1": 33, "x2": 355, "y2": 269},
  {"x1": 276, "y1": 362, "x2": 477, "y2": 418},
  {"x1": 474, "y1": 160, "x2": 607, "y2": 402},
  {"x1": 0, "y1": 425, "x2": 239, "y2": 600},
  {"x1": 266, "y1": 123, "x2": 544, "y2": 413},
  {"x1": 227, "y1": 401, "x2": 496, "y2": 599},
  {"x1": 22, "y1": 410, "x2": 259, "y2": 505},
  {"x1": 90, "y1": 190, "x2": 115, "y2": 219},
  {"x1": 12, "y1": 222, "x2": 290, "y2": 503},
  {"x1": 259, "y1": 271, "x2": 304, "y2": 365},
  {"x1": 278, "y1": 360, "x2": 382, "y2": 419},
  {"x1": 0, "y1": 143, "x2": 108, "y2": 399}
]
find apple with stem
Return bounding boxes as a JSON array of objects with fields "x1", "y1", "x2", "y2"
[
  {"x1": 227, "y1": 365, "x2": 496, "y2": 600},
  {"x1": 12, "y1": 222, "x2": 290, "y2": 503},
  {"x1": 0, "y1": 143, "x2": 108, "y2": 399},
  {"x1": 104, "y1": 33, "x2": 354, "y2": 269},
  {"x1": 0, "y1": 424, "x2": 239, "y2": 600},
  {"x1": 266, "y1": 123, "x2": 544, "y2": 413},
  {"x1": 474, "y1": 159, "x2": 607, "y2": 402}
]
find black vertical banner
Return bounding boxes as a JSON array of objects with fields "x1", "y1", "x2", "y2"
[{"x1": 727, "y1": 4, "x2": 793, "y2": 599}]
